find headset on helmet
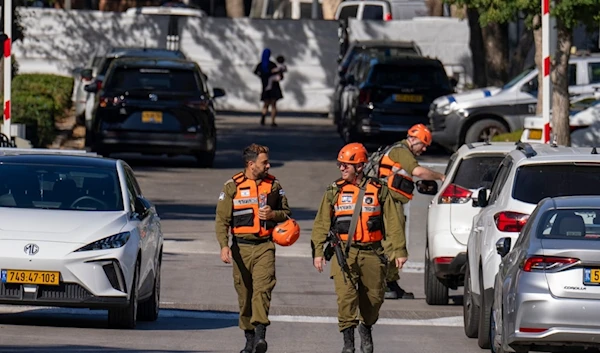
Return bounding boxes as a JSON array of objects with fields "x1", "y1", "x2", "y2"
[
  {"x1": 337, "y1": 142, "x2": 368, "y2": 164},
  {"x1": 272, "y1": 217, "x2": 300, "y2": 247},
  {"x1": 407, "y1": 124, "x2": 432, "y2": 146}
]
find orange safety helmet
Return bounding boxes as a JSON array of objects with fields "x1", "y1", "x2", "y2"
[
  {"x1": 408, "y1": 124, "x2": 432, "y2": 146},
  {"x1": 337, "y1": 143, "x2": 368, "y2": 164},
  {"x1": 272, "y1": 218, "x2": 300, "y2": 246}
]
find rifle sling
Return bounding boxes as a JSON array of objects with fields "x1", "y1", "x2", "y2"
[{"x1": 345, "y1": 181, "x2": 366, "y2": 255}]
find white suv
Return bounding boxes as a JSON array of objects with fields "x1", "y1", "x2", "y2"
[
  {"x1": 425, "y1": 142, "x2": 514, "y2": 305},
  {"x1": 464, "y1": 142, "x2": 600, "y2": 349}
]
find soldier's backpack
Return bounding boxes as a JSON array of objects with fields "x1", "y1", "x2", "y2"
[{"x1": 363, "y1": 141, "x2": 405, "y2": 179}]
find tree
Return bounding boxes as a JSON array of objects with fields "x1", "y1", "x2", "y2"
[{"x1": 225, "y1": 0, "x2": 245, "y2": 17}]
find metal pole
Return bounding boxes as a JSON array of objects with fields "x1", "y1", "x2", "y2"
[
  {"x1": 311, "y1": 0, "x2": 319, "y2": 19},
  {"x1": 542, "y1": 0, "x2": 551, "y2": 143},
  {"x1": 3, "y1": 0, "x2": 12, "y2": 140}
]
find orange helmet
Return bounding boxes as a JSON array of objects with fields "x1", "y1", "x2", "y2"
[
  {"x1": 337, "y1": 143, "x2": 368, "y2": 164},
  {"x1": 272, "y1": 218, "x2": 300, "y2": 246},
  {"x1": 408, "y1": 124, "x2": 432, "y2": 146}
]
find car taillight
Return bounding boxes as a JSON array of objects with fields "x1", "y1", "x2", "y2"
[
  {"x1": 494, "y1": 211, "x2": 529, "y2": 232},
  {"x1": 358, "y1": 89, "x2": 371, "y2": 104},
  {"x1": 438, "y1": 183, "x2": 472, "y2": 204},
  {"x1": 522, "y1": 256, "x2": 579, "y2": 272},
  {"x1": 99, "y1": 96, "x2": 122, "y2": 108},
  {"x1": 384, "y1": 13, "x2": 392, "y2": 21}
]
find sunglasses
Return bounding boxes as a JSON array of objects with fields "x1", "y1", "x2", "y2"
[{"x1": 336, "y1": 162, "x2": 355, "y2": 169}]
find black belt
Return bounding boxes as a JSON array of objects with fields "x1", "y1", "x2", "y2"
[
  {"x1": 233, "y1": 237, "x2": 272, "y2": 245},
  {"x1": 348, "y1": 241, "x2": 382, "y2": 251}
]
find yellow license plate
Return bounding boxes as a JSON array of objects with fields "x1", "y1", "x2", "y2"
[
  {"x1": 141, "y1": 111, "x2": 163, "y2": 124},
  {"x1": 585, "y1": 268, "x2": 600, "y2": 284},
  {"x1": 394, "y1": 94, "x2": 423, "y2": 103},
  {"x1": 2, "y1": 269, "x2": 60, "y2": 286},
  {"x1": 528, "y1": 129, "x2": 542, "y2": 140}
]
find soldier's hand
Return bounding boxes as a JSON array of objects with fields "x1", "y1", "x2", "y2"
[
  {"x1": 258, "y1": 205, "x2": 275, "y2": 220},
  {"x1": 395, "y1": 257, "x2": 408, "y2": 269},
  {"x1": 313, "y1": 256, "x2": 326, "y2": 273},
  {"x1": 221, "y1": 247, "x2": 232, "y2": 264}
]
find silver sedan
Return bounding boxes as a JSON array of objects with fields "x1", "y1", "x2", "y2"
[{"x1": 492, "y1": 195, "x2": 600, "y2": 353}]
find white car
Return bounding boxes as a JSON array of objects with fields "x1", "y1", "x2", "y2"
[
  {"x1": 424, "y1": 141, "x2": 514, "y2": 305},
  {"x1": 0, "y1": 149, "x2": 163, "y2": 329},
  {"x1": 464, "y1": 142, "x2": 600, "y2": 348}
]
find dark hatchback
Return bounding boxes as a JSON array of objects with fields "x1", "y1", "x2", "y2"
[
  {"x1": 339, "y1": 55, "x2": 455, "y2": 145},
  {"x1": 86, "y1": 58, "x2": 225, "y2": 167}
]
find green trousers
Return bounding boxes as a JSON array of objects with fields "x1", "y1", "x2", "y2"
[
  {"x1": 231, "y1": 240, "x2": 277, "y2": 330},
  {"x1": 382, "y1": 202, "x2": 406, "y2": 283},
  {"x1": 330, "y1": 245, "x2": 387, "y2": 331}
]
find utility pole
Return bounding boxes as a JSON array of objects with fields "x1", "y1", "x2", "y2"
[{"x1": 3, "y1": 0, "x2": 12, "y2": 140}]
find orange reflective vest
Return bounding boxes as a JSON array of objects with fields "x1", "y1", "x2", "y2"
[
  {"x1": 332, "y1": 179, "x2": 384, "y2": 243},
  {"x1": 231, "y1": 172, "x2": 275, "y2": 237},
  {"x1": 378, "y1": 145, "x2": 414, "y2": 200}
]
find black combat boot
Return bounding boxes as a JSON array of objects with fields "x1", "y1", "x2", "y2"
[
  {"x1": 341, "y1": 327, "x2": 355, "y2": 353},
  {"x1": 254, "y1": 324, "x2": 268, "y2": 353},
  {"x1": 358, "y1": 323, "x2": 373, "y2": 353},
  {"x1": 385, "y1": 281, "x2": 415, "y2": 300},
  {"x1": 240, "y1": 330, "x2": 255, "y2": 353}
]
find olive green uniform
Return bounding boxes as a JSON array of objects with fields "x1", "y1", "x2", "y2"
[
  {"x1": 382, "y1": 139, "x2": 419, "y2": 283},
  {"x1": 215, "y1": 173, "x2": 291, "y2": 331},
  {"x1": 311, "y1": 178, "x2": 407, "y2": 331}
]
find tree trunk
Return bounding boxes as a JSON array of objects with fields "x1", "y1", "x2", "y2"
[
  {"x1": 509, "y1": 28, "x2": 533, "y2": 78},
  {"x1": 551, "y1": 19, "x2": 573, "y2": 146},
  {"x1": 322, "y1": 0, "x2": 342, "y2": 20},
  {"x1": 482, "y1": 21, "x2": 509, "y2": 87},
  {"x1": 425, "y1": 0, "x2": 443, "y2": 16},
  {"x1": 225, "y1": 0, "x2": 245, "y2": 17},
  {"x1": 533, "y1": 14, "x2": 543, "y2": 115},
  {"x1": 467, "y1": 8, "x2": 486, "y2": 88}
]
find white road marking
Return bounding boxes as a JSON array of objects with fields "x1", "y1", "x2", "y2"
[{"x1": 0, "y1": 305, "x2": 461, "y2": 327}]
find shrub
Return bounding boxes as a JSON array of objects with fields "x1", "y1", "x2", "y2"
[{"x1": 491, "y1": 129, "x2": 523, "y2": 143}]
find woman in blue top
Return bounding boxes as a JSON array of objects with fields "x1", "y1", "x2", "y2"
[{"x1": 254, "y1": 48, "x2": 284, "y2": 127}]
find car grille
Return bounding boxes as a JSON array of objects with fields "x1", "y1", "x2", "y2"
[{"x1": 0, "y1": 283, "x2": 93, "y2": 301}]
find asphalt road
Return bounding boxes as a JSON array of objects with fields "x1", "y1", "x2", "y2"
[{"x1": 0, "y1": 114, "x2": 491, "y2": 353}]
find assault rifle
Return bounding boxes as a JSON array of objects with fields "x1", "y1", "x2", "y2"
[{"x1": 324, "y1": 229, "x2": 351, "y2": 284}]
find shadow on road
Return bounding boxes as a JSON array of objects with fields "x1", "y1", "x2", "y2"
[{"x1": 154, "y1": 203, "x2": 317, "y2": 222}]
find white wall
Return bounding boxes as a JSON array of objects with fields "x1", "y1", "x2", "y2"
[{"x1": 13, "y1": 8, "x2": 471, "y2": 113}]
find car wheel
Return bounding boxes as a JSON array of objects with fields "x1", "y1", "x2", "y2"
[
  {"x1": 138, "y1": 257, "x2": 161, "y2": 322},
  {"x1": 108, "y1": 264, "x2": 139, "y2": 329},
  {"x1": 424, "y1": 246, "x2": 449, "y2": 305},
  {"x1": 490, "y1": 300, "x2": 507, "y2": 353},
  {"x1": 477, "y1": 269, "x2": 492, "y2": 349},
  {"x1": 463, "y1": 263, "x2": 480, "y2": 338},
  {"x1": 464, "y1": 119, "x2": 507, "y2": 145}
]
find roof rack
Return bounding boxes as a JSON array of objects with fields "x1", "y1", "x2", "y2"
[
  {"x1": 0, "y1": 148, "x2": 97, "y2": 157},
  {"x1": 515, "y1": 142, "x2": 537, "y2": 158},
  {"x1": 467, "y1": 143, "x2": 474, "y2": 149}
]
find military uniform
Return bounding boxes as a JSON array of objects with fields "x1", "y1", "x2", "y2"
[
  {"x1": 311, "y1": 177, "x2": 406, "y2": 332},
  {"x1": 215, "y1": 171, "x2": 291, "y2": 331},
  {"x1": 379, "y1": 139, "x2": 419, "y2": 285}
]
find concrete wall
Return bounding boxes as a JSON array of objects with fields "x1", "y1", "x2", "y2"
[{"x1": 13, "y1": 8, "x2": 471, "y2": 113}]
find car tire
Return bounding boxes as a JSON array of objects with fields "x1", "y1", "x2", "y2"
[
  {"x1": 464, "y1": 119, "x2": 507, "y2": 145},
  {"x1": 138, "y1": 256, "x2": 161, "y2": 322},
  {"x1": 463, "y1": 263, "x2": 480, "y2": 338},
  {"x1": 424, "y1": 247, "x2": 449, "y2": 305},
  {"x1": 108, "y1": 264, "x2": 139, "y2": 329},
  {"x1": 477, "y1": 269, "x2": 492, "y2": 349}
]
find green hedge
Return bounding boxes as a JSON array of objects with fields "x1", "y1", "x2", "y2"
[
  {"x1": 10, "y1": 74, "x2": 73, "y2": 147},
  {"x1": 492, "y1": 129, "x2": 523, "y2": 143}
]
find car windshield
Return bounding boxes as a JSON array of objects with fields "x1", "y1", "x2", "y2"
[
  {"x1": 513, "y1": 164, "x2": 600, "y2": 204},
  {"x1": 370, "y1": 64, "x2": 451, "y2": 89},
  {"x1": 0, "y1": 164, "x2": 123, "y2": 211},
  {"x1": 503, "y1": 66, "x2": 535, "y2": 90},
  {"x1": 452, "y1": 155, "x2": 505, "y2": 190},
  {"x1": 105, "y1": 68, "x2": 200, "y2": 92},
  {"x1": 538, "y1": 208, "x2": 600, "y2": 239}
]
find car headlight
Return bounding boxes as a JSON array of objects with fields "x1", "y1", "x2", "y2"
[{"x1": 75, "y1": 232, "x2": 131, "y2": 252}]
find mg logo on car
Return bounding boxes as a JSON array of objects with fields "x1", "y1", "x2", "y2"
[
  {"x1": 24, "y1": 244, "x2": 39, "y2": 256},
  {"x1": 149, "y1": 94, "x2": 158, "y2": 102}
]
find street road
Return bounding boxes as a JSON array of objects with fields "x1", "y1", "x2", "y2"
[{"x1": 0, "y1": 114, "x2": 488, "y2": 353}]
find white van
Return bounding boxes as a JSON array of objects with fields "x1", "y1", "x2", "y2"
[{"x1": 334, "y1": 0, "x2": 428, "y2": 21}]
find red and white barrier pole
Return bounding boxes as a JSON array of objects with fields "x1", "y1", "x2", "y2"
[{"x1": 542, "y1": 0, "x2": 551, "y2": 143}]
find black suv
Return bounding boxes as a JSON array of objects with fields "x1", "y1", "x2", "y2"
[
  {"x1": 85, "y1": 58, "x2": 225, "y2": 167},
  {"x1": 338, "y1": 55, "x2": 455, "y2": 145}
]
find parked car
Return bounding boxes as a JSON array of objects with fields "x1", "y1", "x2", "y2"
[
  {"x1": 334, "y1": 0, "x2": 428, "y2": 21},
  {"x1": 85, "y1": 57, "x2": 225, "y2": 167},
  {"x1": 429, "y1": 53, "x2": 600, "y2": 151},
  {"x1": 464, "y1": 142, "x2": 600, "y2": 349},
  {"x1": 338, "y1": 54, "x2": 455, "y2": 145},
  {"x1": 0, "y1": 149, "x2": 163, "y2": 329},
  {"x1": 492, "y1": 195, "x2": 600, "y2": 353},
  {"x1": 424, "y1": 141, "x2": 513, "y2": 305}
]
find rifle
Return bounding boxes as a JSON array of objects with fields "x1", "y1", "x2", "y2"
[{"x1": 324, "y1": 229, "x2": 351, "y2": 284}]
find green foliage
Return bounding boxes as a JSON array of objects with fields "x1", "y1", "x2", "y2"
[{"x1": 492, "y1": 129, "x2": 523, "y2": 142}]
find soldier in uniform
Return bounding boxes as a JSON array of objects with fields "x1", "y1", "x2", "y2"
[
  {"x1": 377, "y1": 124, "x2": 445, "y2": 299},
  {"x1": 311, "y1": 142, "x2": 407, "y2": 353},
  {"x1": 215, "y1": 143, "x2": 291, "y2": 353}
]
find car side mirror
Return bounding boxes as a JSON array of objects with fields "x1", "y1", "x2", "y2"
[
  {"x1": 84, "y1": 83, "x2": 98, "y2": 93},
  {"x1": 496, "y1": 237, "x2": 512, "y2": 257},
  {"x1": 213, "y1": 87, "x2": 226, "y2": 98},
  {"x1": 134, "y1": 196, "x2": 152, "y2": 218},
  {"x1": 415, "y1": 180, "x2": 438, "y2": 195},
  {"x1": 475, "y1": 188, "x2": 489, "y2": 208}
]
